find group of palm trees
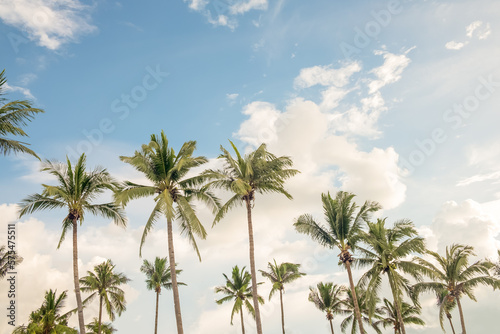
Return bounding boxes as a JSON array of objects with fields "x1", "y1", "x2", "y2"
[{"x1": 2, "y1": 68, "x2": 500, "y2": 334}]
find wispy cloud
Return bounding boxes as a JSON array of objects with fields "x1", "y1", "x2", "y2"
[
  {"x1": 294, "y1": 62, "x2": 361, "y2": 89},
  {"x1": 0, "y1": 0, "x2": 97, "y2": 50},
  {"x1": 446, "y1": 20, "x2": 491, "y2": 51},
  {"x1": 457, "y1": 171, "x2": 500, "y2": 187},
  {"x1": 4, "y1": 83, "x2": 35, "y2": 100}
]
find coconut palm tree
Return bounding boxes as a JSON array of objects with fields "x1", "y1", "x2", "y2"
[
  {"x1": 340, "y1": 286, "x2": 383, "y2": 334},
  {"x1": 436, "y1": 289, "x2": 457, "y2": 334},
  {"x1": 357, "y1": 218, "x2": 427, "y2": 334},
  {"x1": 140, "y1": 257, "x2": 186, "y2": 334},
  {"x1": 116, "y1": 131, "x2": 219, "y2": 334},
  {"x1": 413, "y1": 244, "x2": 499, "y2": 334},
  {"x1": 80, "y1": 260, "x2": 130, "y2": 334},
  {"x1": 308, "y1": 282, "x2": 346, "y2": 334},
  {"x1": 18, "y1": 153, "x2": 127, "y2": 334},
  {"x1": 374, "y1": 298, "x2": 425, "y2": 334},
  {"x1": 86, "y1": 318, "x2": 116, "y2": 334},
  {"x1": 215, "y1": 265, "x2": 264, "y2": 334},
  {"x1": 13, "y1": 289, "x2": 77, "y2": 334},
  {"x1": 259, "y1": 260, "x2": 306, "y2": 334},
  {"x1": 203, "y1": 141, "x2": 299, "y2": 334},
  {"x1": 0, "y1": 244, "x2": 22, "y2": 279},
  {"x1": 0, "y1": 69, "x2": 44, "y2": 159},
  {"x1": 294, "y1": 191, "x2": 381, "y2": 334}
]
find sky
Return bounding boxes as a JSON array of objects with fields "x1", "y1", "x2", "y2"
[{"x1": 1, "y1": 0, "x2": 500, "y2": 333}]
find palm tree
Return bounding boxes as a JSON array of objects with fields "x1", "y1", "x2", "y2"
[
  {"x1": 203, "y1": 141, "x2": 299, "y2": 334},
  {"x1": 140, "y1": 257, "x2": 186, "y2": 334},
  {"x1": 116, "y1": 131, "x2": 219, "y2": 334},
  {"x1": 80, "y1": 260, "x2": 130, "y2": 334},
  {"x1": 18, "y1": 153, "x2": 127, "y2": 334},
  {"x1": 0, "y1": 244, "x2": 22, "y2": 279},
  {"x1": 374, "y1": 298, "x2": 425, "y2": 334},
  {"x1": 340, "y1": 286, "x2": 383, "y2": 334},
  {"x1": 436, "y1": 289, "x2": 457, "y2": 334},
  {"x1": 308, "y1": 282, "x2": 346, "y2": 334},
  {"x1": 86, "y1": 318, "x2": 116, "y2": 334},
  {"x1": 0, "y1": 69, "x2": 44, "y2": 159},
  {"x1": 294, "y1": 191, "x2": 381, "y2": 334},
  {"x1": 259, "y1": 259, "x2": 306, "y2": 334},
  {"x1": 13, "y1": 289, "x2": 77, "y2": 334},
  {"x1": 215, "y1": 265, "x2": 264, "y2": 334},
  {"x1": 357, "y1": 218, "x2": 427, "y2": 334},
  {"x1": 413, "y1": 244, "x2": 499, "y2": 334}
]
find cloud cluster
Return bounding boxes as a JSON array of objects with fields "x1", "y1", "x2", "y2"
[
  {"x1": 0, "y1": 0, "x2": 96, "y2": 50},
  {"x1": 445, "y1": 20, "x2": 491, "y2": 51}
]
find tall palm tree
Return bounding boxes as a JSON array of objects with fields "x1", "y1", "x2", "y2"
[
  {"x1": 294, "y1": 191, "x2": 381, "y2": 334},
  {"x1": 413, "y1": 244, "x2": 499, "y2": 334},
  {"x1": 436, "y1": 289, "x2": 457, "y2": 334},
  {"x1": 308, "y1": 282, "x2": 346, "y2": 334},
  {"x1": 140, "y1": 257, "x2": 186, "y2": 334},
  {"x1": 215, "y1": 265, "x2": 264, "y2": 334},
  {"x1": 0, "y1": 69, "x2": 44, "y2": 159},
  {"x1": 80, "y1": 260, "x2": 130, "y2": 334},
  {"x1": 86, "y1": 318, "x2": 116, "y2": 334},
  {"x1": 116, "y1": 131, "x2": 219, "y2": 334},
  {"x1": 0, "y1": 244, "x2": 22, "y2": 279},
  {"x1": 357, "y1": 218, "x2": 427, "y2": 334},
  {"x1": 203, "y1": 141, "x2": 299, "y2": 334},
  {"x1": 13, "y1": 289, "x2": 77, "y2": 334},
  {"x1": 259, "y1": 260, "x2": 306, "y2": 334},
  {"x1": 340, "y1": 286, "x2": 383, "y2": 334},
  {"x1": 374, "y1": 298, "x2": 425, "y2": 334},
  {"x1": 18, "y1": 153, "x2": 127, "y2": 334}
]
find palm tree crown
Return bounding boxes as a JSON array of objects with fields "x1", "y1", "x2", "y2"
[
  {"x1": 308, "y1": 282, "x2": 346, "y2": 334},
  {"x1": 374, "y1": 298, "x2": 425, "y2": 334},
  {"x1": 0, "y1": 69, "x2": 44, "y2": 159},
  {"x1": 0, "y1": 244, "x2": 23, "y2": 279}
]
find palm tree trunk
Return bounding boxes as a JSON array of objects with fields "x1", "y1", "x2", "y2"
[
  {"x1": 167, "y1": 217, "x2": 184, "y2": 334},
  {"x1": 72, "y1": 220, "x2": 86, "y2": 334},
  {"x1": 447, "y1": 314, "x2": 456, "y2": 334},
  {"x1": 98, "y1": 294, "x2": 103, "y2": 334},
  {"x1": 329, "y1": 319, "x2": 335, "y2": 334},
  {"x1": 245, "y1": 199, "x2": 263, "y2": 334},
  {"x1": 280, "y1": 289, "x2": 285, "y2": 334},
  {"x1": 387, "y1": 270, "x2": 406, "y2": 334},
  {"x1": 456, "y1": 296, "x2": 466, "y2": 334},
  {"x1": 154, "y1": 291, "x2": 159, "y2": 334},
  {"x1": 240, "y1": 308, "x2": 245, "y2": 334},
  {"x1": 344, "y1": 260, "x2": 365, "y2": 334}
]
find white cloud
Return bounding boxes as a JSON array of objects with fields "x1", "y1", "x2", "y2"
[
  {"x1": 4, "y1": 83, "x2": 35, "y2": 100},
  {"x1": 457, "y1": 171, "x2": 500, "y2": 187},
  {"x1": 466, "y1": 20, "x2": 491, "y2": 40},
  {"x1": 445, "y1": 41, "x2": 467, "y2": 50},
  {"x1": 185, "y1": 0, "x2": 208, "y2": 11},
  {"x1": 0, "y1": 0, "x2": 97, "y2": 50},
  {"x1": 294, "y1": 62, "x2": 361, "y2": 89},
  {"x1": 368, "y1": 50, "x2": 412, "y2": 94},
  {"x1": 230, "y1": 0, "x2": 268, "y2": 15},
  {"x1": 226, "y1": 93, "x2": 239, "y2": 106}
]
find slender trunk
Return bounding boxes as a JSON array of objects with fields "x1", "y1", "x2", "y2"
[
  {"x1": 154, "y1": 290, "x2": 159, "y2": 334},
  {"x1": 72, "y1": 220, "x2": 86, "y2": 334},
  {"x1": 167, "y1": 217, "x2": 184, "y2": 334},
  {"x1": 245, "y1": 199, "x2": 263, "y2": 334},
  {"x1": 98, "y1": 294, "x2": 103, "y2": 334},
  {"x1": 344, "y1": 260, "x2": 365, "y2": 334},
  {"x1": 329, "y1": 319, "x2": 335, "y2": 334},
  {"x1": 456, "y1": 296, "x2": 466, "y2": 334},
  {"x1": 280, "y1": 289, "x2": 285, "y2": 334},
  {"x1": 387, "y1": 270, "x2": 406, "y2": 334},
  {"x1": 447, "y1": 314, "x2": 456, "y2": 334},
  {"x1": 240, "y1": 308, "x2": 245, "y2": 334}
]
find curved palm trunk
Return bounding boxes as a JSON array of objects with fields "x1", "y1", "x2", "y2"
[
  {"x1": 72, "y1": 220, "x2": 86, "y2": 334},
  {"x1": 447, "y1": 313, "x2": 456, "y2": 334},
  {"x1": 279, "y1": 289, "x2": 285, "y2": 334},
  {"x1": 245, "y1": 199, "x2": 263, "y2": 334},
  {"x1": 167, "y1": 217, "x2": 184, "y2": 334},
  {"x1": 240, "y1": 308, "x2": 245, "y2": 334},
  {"x1": 456, "y1": 297, "x2": 466, "y2": 334},
  {"x1": 329, "y1": 319, "x2": 335, "y2": 334},
  {"x1": 98, "y1": 295, "x2": 103, "y2": 334},
  {"x1": 344, "y1": 260, "x2": 365, "y2": 334},
  {"x1": 387, "y1": 270, "x2": 406, "y2": 334},
  {"x1": 154, "y1": 291, "x2": 160, "y2": 334}
]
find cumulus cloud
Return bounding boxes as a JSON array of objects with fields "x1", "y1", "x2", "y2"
[
  {"x1": 445, "y1": 41, "x2": 467, "y2": 50},
  {"x1": 0, "y1": 0, "x2": 97, "y2": 50},
  {"x1": 368, "y1": 49, "x2": 413, "y2": 94},
  {"x1": 294, "y1": 61, "x2": 361, "y2": 89}
]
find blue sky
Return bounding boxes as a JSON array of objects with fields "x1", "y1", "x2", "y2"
[{"x1": 1, "y1": 0, "x2": 500, "y2": 333}]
